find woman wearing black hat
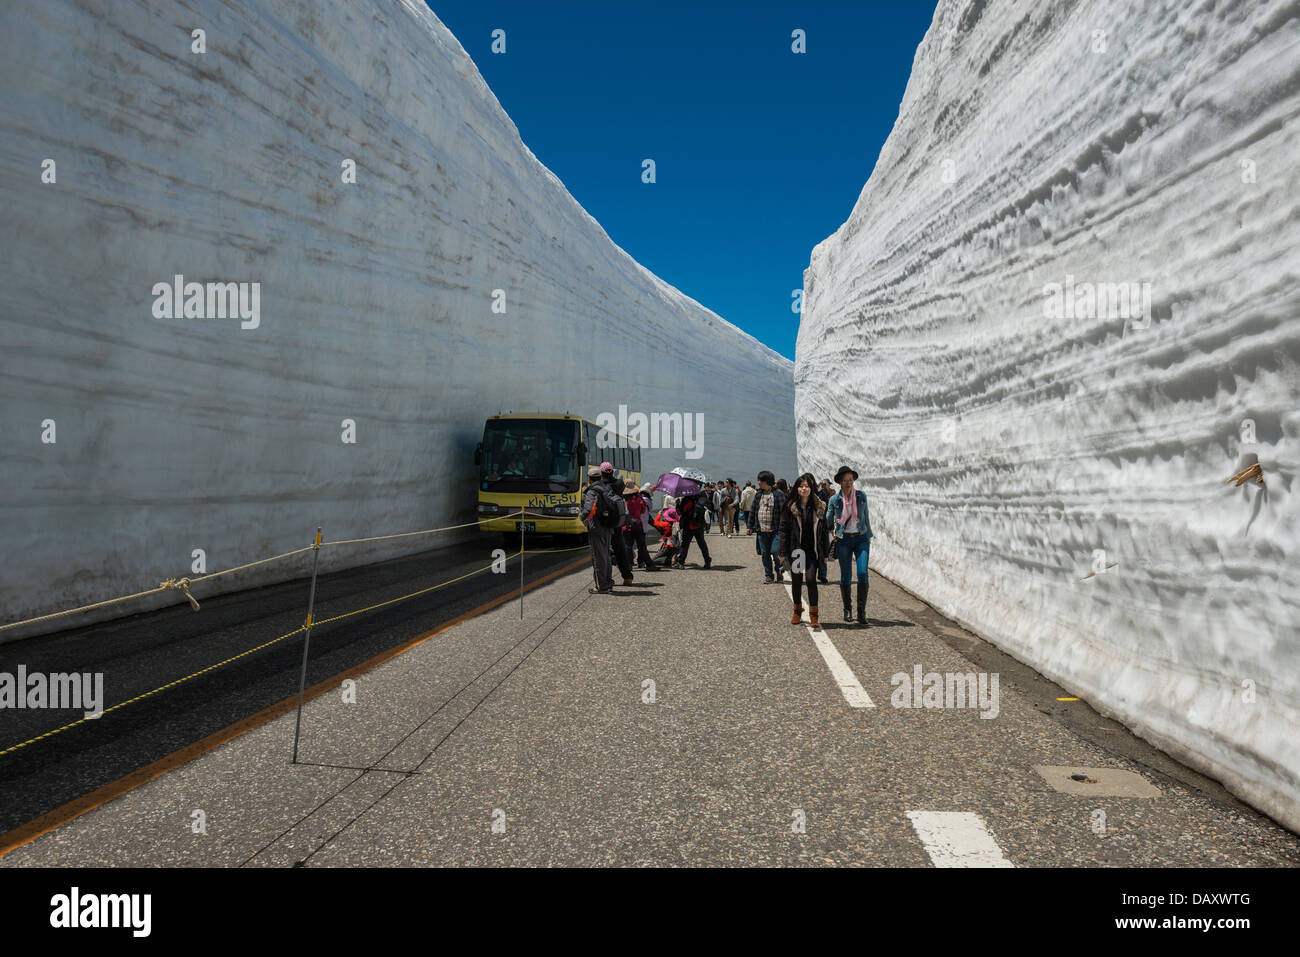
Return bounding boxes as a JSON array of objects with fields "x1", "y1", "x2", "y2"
[{"x1": 828, "y1": 465, "x2": 873, "y2": 625}]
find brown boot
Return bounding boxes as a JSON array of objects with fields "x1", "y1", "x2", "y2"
[
  {"x1": 791, "y1": 603, "x2": 803, "y2": 624},
  {"x1": 809, "y1": 606, "x2": 819, "y2": 628}
]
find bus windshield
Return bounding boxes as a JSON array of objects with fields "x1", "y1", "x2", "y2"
[{"x1": 480, "y1": 419, "x2": 580, "y2": 493}]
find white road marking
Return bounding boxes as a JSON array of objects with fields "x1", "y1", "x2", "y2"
[
  {"x1": 906, "y1": 811, "x2": 1014, "y2": 868},
  {"x1": 782, "y1": 582, "x2": 874, "y2": 708}
]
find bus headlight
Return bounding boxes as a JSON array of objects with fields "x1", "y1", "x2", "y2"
[
  {"x1": 552, "y1": 505, "x2": 580, "y2": 516},
  {"x1": 477, "y1": 503, "x2": 503, "y2": 514}
]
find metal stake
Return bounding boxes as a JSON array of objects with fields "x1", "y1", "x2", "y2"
[
  {"x1": 519, "y1": 508, "x2": 525, "y2": 619},
  {"x1": 291, "y1": 526, "x2": 323, "y2": 764}
]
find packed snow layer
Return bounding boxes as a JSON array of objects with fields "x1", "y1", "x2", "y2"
[
  {"x1": 797, "y1": 0, "x2": 1300, "y2": 828},
  {"x1": 0, "y1": 0, "x2": 795, "y2": 635}
]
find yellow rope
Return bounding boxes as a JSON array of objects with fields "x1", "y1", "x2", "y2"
[
  {"x1": 322, "y1": 515, "x2": 512, "y2": 548},
  {"x1": 0, "y1": 624, "x2": 305, "y2": 758},
  {"x1": 0, "y1": 544, "x2": 585, "y2": 758},
  {"x1": 0, "y1": 509, "x2": 574, "y2": 634}
]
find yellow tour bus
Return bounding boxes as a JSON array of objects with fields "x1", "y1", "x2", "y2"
[{"x1": 474, "y1": 413, "x2": 642, "y2": 541}]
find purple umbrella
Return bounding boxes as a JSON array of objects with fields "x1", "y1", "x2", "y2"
[{"x1": 655, "y1": 472, "x2": 702, "y2": 497}]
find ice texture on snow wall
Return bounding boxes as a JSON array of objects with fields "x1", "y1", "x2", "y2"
[
  {"x1": 0, "y1": 0, "x2": 795, "y2": 632},
  {"x1": 797, "y1": 0, "x2": 1299, "y2": 828}
]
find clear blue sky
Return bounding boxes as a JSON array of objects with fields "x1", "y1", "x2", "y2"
[{"x1": 426, "y1": 1, "x2": 938, "y2": 360}]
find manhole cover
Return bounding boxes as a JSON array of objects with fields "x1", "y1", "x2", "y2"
[{"x1": 1033, "y1": 765, "x2": 1162, "y2": 797}]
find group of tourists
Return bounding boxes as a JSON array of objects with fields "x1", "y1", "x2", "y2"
[{"x1": 579, "y1": 462, "x2": 874, "y2": 628}]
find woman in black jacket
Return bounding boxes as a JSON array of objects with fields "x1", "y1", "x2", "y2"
[{"x1": 779, "y1": 473, "x2": 831, "y2": 628}]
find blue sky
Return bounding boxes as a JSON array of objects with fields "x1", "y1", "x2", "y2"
[{"x1": 426, "y1": 1, "x2": 938, "y2": 360}]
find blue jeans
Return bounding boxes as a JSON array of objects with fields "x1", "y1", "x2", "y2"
[
  {"x1": 757, "y1": 529, "x2": 780, "y2": 579},
  {"x1": 835, "y1": 533, "x2": 869, "y2": 585}
]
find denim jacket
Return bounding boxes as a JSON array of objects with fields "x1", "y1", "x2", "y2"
[{"x1": 827, "y1": 489, "x2": 872, "y2": 540}]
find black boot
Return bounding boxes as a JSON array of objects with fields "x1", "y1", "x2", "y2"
[
  {"x1": 857, "y1": 581, "x2": 868, "y2": 626},
  {"x1": 840, "y1": 584, "x2": 853, "y2": 623}
]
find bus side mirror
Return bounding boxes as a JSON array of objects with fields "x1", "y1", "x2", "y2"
[
  {"x1": 474, "y1": 443, "x2": 483, "y2": 466},
  {"x1": 575, "y1": 442, "x2": 587, "y2": 462}
]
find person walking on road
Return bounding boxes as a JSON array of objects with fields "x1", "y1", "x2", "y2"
[
  {"x1": 815, "y1": 478, "x2": 833, "y2": 582},
  {"x1": 772, "y1": 479, "x2": 791, "y2": 577},
  {"x1": 748, "y1": 471, "x2": 785, "y2": 583},
  {"x1": 674, "y1": 488, "x2": 712, "y2": 568},
  {"x1": 719, "y1": 480, "x2": 737, "y2": 537},
  {"x1": 582, "y1": 465, "x2": 622, "y2": 593},
  {"x1": 828, "y1": 465, "x2": 873, "y2": 625},
  {"x1": 780, "y1": 472, "x2": 830, "y2": 628},
  {"x1": 622, "y1": 479, "x2": 655, "y2": 570},
  {"x1": 600, "y1": 462, "x2": 634, "y2": 585},
  {"x1": 740, "y1": 481, "x2": 757, "y2": 533}
]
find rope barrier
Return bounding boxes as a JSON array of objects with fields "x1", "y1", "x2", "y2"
[
  {"x1": 0, "y1": 508, "x2": 578, "y2": 635},
  {"x1": 0, "y1": 625, "x2": 306, "y2": 759},
  {"x1": 0, "y1": 585, "x2": 176, "y2": 632},
  {"x1": 0, "y1": 542, "x2": 589, "y2": 759},
  {"x1": 158, "y1": 577, "x2": 200, "y2": 611},
  {"x1": 321, "y1": 515, "x2": 508, "y2": 548}
]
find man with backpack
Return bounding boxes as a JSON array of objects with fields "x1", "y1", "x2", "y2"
[
  {"x1": 673, "y1": 488, "x2": 712, "y2": 568},
  {"x1": 601, "y1": 462, "x2": 634, "y2": 584},
  {"x1": 582, "y1": 464, "x2": 630, "y2": 593}
]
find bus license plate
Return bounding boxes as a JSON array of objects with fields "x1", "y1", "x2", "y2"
[{"x1": 516, "y1": 521, "x2": 536, "y2": 532}]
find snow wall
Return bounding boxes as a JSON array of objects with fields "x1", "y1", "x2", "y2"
[
  {"x1": 797, "y1": 0, "x2": 1299, "y2": 830},
  {"x1": 0, "y1": 0, "x2": 795, "y2": 637}
]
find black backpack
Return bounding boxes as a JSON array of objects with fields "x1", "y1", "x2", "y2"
[{"x1": 596, "y1": 485, "x2": 622, "y2": 527}]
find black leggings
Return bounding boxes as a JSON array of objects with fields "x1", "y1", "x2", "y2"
[{"x1": 790, "y1": 573, "x2": 818, "y2": 606}]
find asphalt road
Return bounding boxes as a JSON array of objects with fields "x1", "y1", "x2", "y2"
[
  {"x1": 2, "y1": 530, "x2": 1297, "y2": 866},
  {"x1": 0, "y1": 537, "x2": 584, "y2": 837}
]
